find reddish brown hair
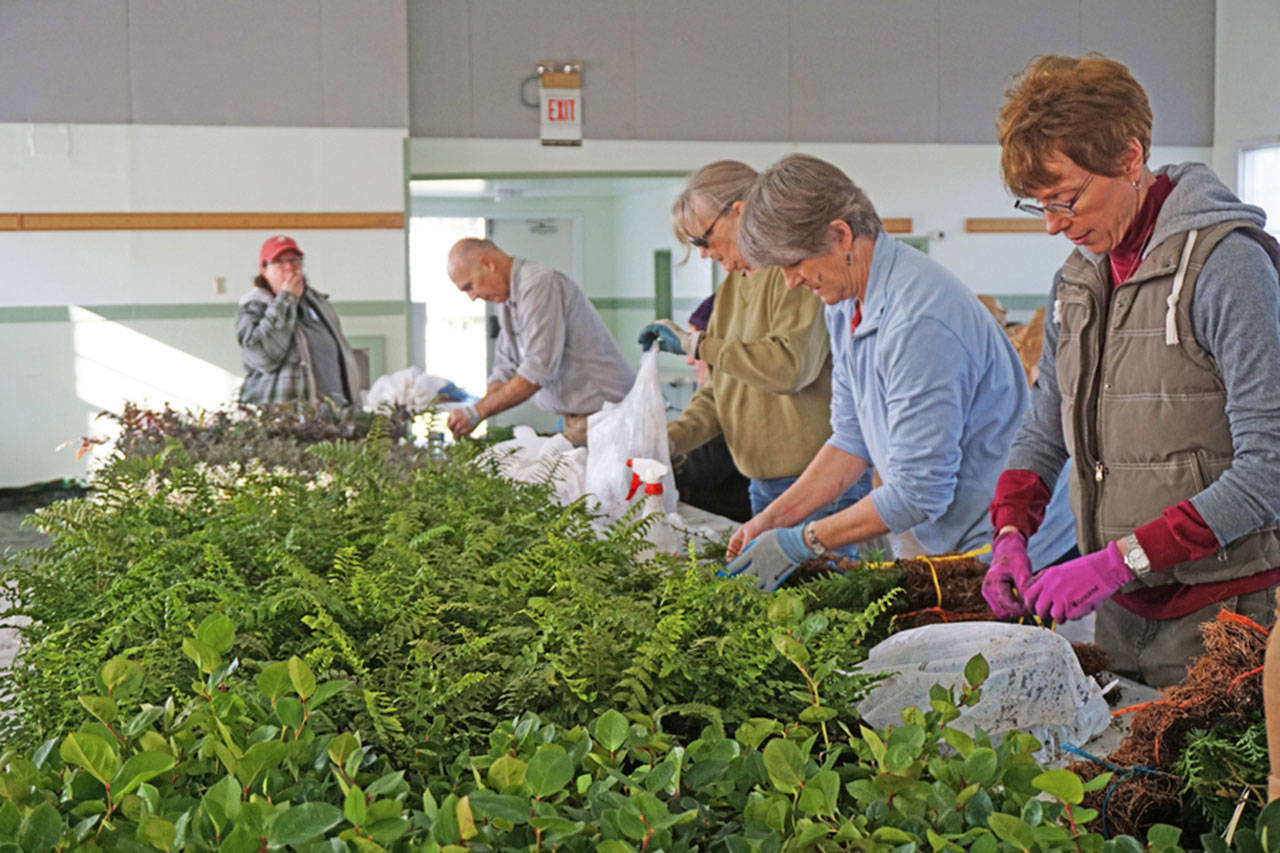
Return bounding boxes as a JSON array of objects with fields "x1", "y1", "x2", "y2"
[{"x1": 998, "y1": 54, "x2": 1152, "y2": 196}]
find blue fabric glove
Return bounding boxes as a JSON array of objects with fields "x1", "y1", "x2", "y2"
[
  {"x1": 637, "y1": 319, "x2": 697, "y2": 355},
  {"x1": 722, "y1": 525, "x2": 814, "y2": 591}
]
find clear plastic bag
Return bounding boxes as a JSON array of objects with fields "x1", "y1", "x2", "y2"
[
  {"x1": 584, "y1": 346, "x2": 678, "y2": 521},
  {"x1": 854, "y1": 622, "x2": 1110, "y2": 764}
]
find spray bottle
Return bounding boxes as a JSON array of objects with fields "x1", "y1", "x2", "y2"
[{"x1": 626, "y1": 457, "x2": 684, "y2": 558}]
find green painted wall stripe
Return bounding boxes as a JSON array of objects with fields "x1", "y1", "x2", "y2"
[
  {"x1": 998, "y1": 294, "x2": 1049, "y2": 311},
  {"x1": 653, "y1": 249, "x2": 673, "y2": 320},
  {"x1": 0, "y1": 306, "x2": 67, "y2": 322},
  {"x1": 0, "y1": 294, "x2": 1046, "y2": 324},
  {"x1": 0, "y1": 300, "x2": 407, "y2": 323},
  {"x1": 590, "y1": 297, "x2": 703, "y2": 311}
]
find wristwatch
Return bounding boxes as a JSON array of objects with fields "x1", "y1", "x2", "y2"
[
  {"x1": 1119, "y1": 533, "x2": 1151, "y2": 576},
  {"x1": 802, "y1": 522, "x2": 827, "y2": 556}
]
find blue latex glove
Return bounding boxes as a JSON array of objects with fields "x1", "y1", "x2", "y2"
[
  {"x1": 637, "y1": 319, "x2": 699, "y2": 355},
  {"x1": 1023, "y1": 541, "x2": 1133, "y2": 624},
  {"x1": 722, "y1": 525, "x2": 813, "y2": 591}
]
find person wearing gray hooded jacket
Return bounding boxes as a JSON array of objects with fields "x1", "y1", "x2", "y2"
[
  {"x1": 982, "y1": 54, "x2": 1280, "y2": 688},
  {"x1": 236, "y1": 235, "x2": 364, "y2": 408}
]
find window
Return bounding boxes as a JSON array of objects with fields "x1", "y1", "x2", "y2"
[{"x1": 1239, "y1": 142, "x2": 1280, "y2": 238}]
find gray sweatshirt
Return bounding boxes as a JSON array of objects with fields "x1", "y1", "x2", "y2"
[{"x1": 1008, "y1": 162, "x2": 1280, "y2": 547}]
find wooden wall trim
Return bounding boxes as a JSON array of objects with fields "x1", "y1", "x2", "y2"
[
  {"x1": 965, "y1": 217, "x2": 1046, "y2": 234},
  {"x1": 0, "y1": 212, "x2": 403, "y2": 231},
  {"x1": 2, "y1": 211, "x2": 921, "y2": 235},
  {"x1": 0, "y1": 210, "x2": 911, "y2": 236}
]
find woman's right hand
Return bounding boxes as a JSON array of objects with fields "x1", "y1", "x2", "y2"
[
  {"x1": 728, "y1": 515, "x2": 770, "y2": 557},
  {"x1": 280, "y1": 272, "x2": 304, "y2": 298}
]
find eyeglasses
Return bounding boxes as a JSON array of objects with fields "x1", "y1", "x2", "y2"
[
  {"x1": 267, "y1": 256, "x2": 304, "y2": 268},
  {"x1": 689, "y1": 203, "x2": 733, "y2": 249},
  {"x1": 1014, "y1": 174, "x2": 1094, "y2": 218}
]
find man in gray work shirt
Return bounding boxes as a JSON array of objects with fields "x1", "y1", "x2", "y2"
[{"x1": 445, "y1": 238, "x2": 635, "y2": 445}]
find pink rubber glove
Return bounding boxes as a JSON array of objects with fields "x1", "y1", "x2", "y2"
[
  {"x1": 1023, "y1": 541, "x2": 1134, "y2": 624},
  {"x1": 981, "y1": 530, "x2": 1033, "y2": 618}
]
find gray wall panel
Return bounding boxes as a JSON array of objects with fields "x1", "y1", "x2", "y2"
[
  {"x1": 1081, "y1": 0, "x2": 1214, "y2": 146},
  {"x1": 635, "y1": 0, "x2": 789, "y2": 141},
  {"x1": 0, "y1": 0, "x2": 131, "y2": 123},
  {"x1": 320, "y1": 0, "x2": 409, "y2": 127},
  {"x1": 938, "y1": 1, "x2": 1081, "y2": 143},
  {"x1": 128, "y1": 0, "x2": 325, "y2": 126},
  {"x1": 790, "y1": 0, "x2": 939, "y2": 143},
  {"x1": 469, "y1": 0, "x2": 635, "y2": 139},
  {"x1": 408, "y1": 0, "x2": 472, "y2": 136}
]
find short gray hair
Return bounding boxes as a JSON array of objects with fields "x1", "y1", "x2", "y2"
[
  {"x1": 738, "y1": 153, "x2": 882, "y2": 269},
  {"x1": 671, "y1": 160, "x2": 758, "y2": 246}
]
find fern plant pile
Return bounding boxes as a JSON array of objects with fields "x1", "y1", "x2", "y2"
[{"x1": 1, "y1": 412, "x2": 897, "y2": 762}]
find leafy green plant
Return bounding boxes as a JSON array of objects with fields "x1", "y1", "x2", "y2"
[
  {"x1": 1, "y1": 426, "x2": 892, "y2": 758},
  {"x1": 0, "y1": 616, "x2": 1189, "y2": 852},
  {"x1": 1175, "y1": 719, "x2": 1268, "y2": 834}
]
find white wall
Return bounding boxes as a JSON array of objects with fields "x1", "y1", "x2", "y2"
[
  {"x1": 608, "y1": 179, "x2": 715, "y2": 392},
  {"x1": 408, "y1": 138, "x2": 1211, "y2": 300},
  {"x1": 0, "y1": 123, "x2": 408, "y2": 487},
  {"x1": 1212, "y1": 0, "x2": 1280, "y2": 189}
]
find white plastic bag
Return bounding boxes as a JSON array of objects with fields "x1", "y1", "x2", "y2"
[
  {"x1": 364, "y1": 366, "x2": 454, "y2": 413},
  {"x1": 584, "y1": 347, "x2": 678, "y2": 521},
  {"x1": 480, "y1": 425, "x2": 588, "y2": 507},
  {"x1": 854, "y1": 622, "x2": 1110, "y2": 764}
]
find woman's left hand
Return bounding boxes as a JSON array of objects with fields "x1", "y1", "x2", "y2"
[{"x1": 1022, "y1": 541, "x2": 1134, "y2": 623}]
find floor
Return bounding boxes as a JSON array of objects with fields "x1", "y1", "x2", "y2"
[{"x1": 0, "y1": 506, "x2": 47, "y2": 670}]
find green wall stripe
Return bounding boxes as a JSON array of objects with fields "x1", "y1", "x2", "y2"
[
  {"x1": 997, "y1": 294, "x2": 1049, "y2": 311},
  {"x1": 0, "y1": 300, "x2": 407, "y2": 323},
  {"x1": 0, "y1": 306, "x2": 67, "y2": 322},
  {"x1": 653, "y1": 249, "x2": 673, "y2": 320},
  {"x1": 590, "y1": 297, "x2": 703, "y2": 311}
]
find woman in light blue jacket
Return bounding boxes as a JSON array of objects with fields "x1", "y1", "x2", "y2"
[{"x1": 724, "y1": 153, "x2": 1073, "y2": 591}]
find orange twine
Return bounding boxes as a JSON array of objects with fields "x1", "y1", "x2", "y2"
[
  {"x1": 896, "y1": 606, "x2": 952, "y2": 624},
  {"x1": 1111, "y1": 699, "x2": 1166, "y2": 718},
  {"x1": 1226, "y1": 664, "x2": 1266, "y2": 695},
  {"x1": 1216, "y1": 609, "x2": 1271, "y2": 637}
]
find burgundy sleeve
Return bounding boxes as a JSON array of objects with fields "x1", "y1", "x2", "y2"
[
  {"x1": 989, "y1": 469, "x2": 1051, "y2": 540},
  {"x1": 1131, "y1": 500, "x2": 1220, "y2": 572}
]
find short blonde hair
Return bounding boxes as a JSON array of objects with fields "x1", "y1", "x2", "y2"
[
  {"x1": 738, "y1": 154, "x2": 881, "y2": 270},
  {"x1": 671, "y1": 160, "x2": 758, "y2": 247},
  {"x1": 998, "y1": 53, "x2": 1152, "y2": 197}
]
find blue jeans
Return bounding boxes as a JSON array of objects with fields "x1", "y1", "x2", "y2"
[{"x1": 748, "y1": 470, "x2": 873, "y2": 558}]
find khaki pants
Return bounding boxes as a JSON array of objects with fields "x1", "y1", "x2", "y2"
[
  {"x1": 1096, "y1": 585, "x2": 1277, "y2": 688},
  {"x1": 560, "y1": 413, "x2": 589, "y2": 447}
]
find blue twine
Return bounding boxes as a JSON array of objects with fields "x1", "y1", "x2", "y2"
[{"x1": 1060, "y1": 742, "x2": 1173, "y2": 838}]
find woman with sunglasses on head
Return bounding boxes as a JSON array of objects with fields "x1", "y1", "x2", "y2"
[
  {"x1": 983, "y1": 54, "x2": 1280, "y2": 687},
  {"x1": 236, "y1": 234, "x2": 363, "y2": 407},
  {"x1": 639, "y1": 160, "x2": 871, "y2": 555}
]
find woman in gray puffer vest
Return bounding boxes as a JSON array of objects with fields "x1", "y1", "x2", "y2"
[
  {"x1": 980, "y1": 53, "x2": 1280, "y2": 690},
  {"x1": 235, "y1": 235, "x2": 363, "y2": 408}
]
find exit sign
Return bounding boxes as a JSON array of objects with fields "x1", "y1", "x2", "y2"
[{"x1": 540, "y1": 87, "x2": 582, "y2": 146}]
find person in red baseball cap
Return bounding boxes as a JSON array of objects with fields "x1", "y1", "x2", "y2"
[{"x1": 235, "y1": 235, "x2": 363, "y2": 407}]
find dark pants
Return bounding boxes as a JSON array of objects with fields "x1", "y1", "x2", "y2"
[
  {"x1": 1096, "y1": 585, "x2": 1277, "y2": 687},
  {"x1": 672, "y1": 436, "x2": 753, "y2": 523}
]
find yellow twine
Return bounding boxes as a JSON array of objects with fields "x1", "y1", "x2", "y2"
[
  {"x1": 917, "y1": 556, "x2": 944, "y2": 608},
  {"x1": 914, "y1": 545, "x2": 993, "y2": 609}
]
